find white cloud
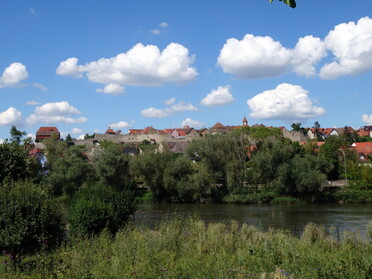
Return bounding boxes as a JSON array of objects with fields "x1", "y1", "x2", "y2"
[
  {"x1": 0, "y1": 107, "x2": 22, "y2": 126},
  {"x1": 56, "y1": 57, "x2": 84, "y2": 78},
  {"x1": 200, "y1": 85, "x2": 235, "y2": 107},
  {"x1": 109, "y1": 121, "x2": 131, "y2": 129},
  {"x1": 56, "y1": 43, "x2": 197, "y2": 91},
  {"x1": 71, "y1": 128, "x2": 83, "y2": 134},
  {"x1": 26, "y1": 101, "x2": 87, "y2": 125},
  {"x1": 32, "y1": 83, "x2": 47, "y2": 91},
  {"x1": 77, "y1": 134, "x2": 85, "y2": 140},
  {"x1": 29, "y1": 8, "x2": 35, "y2": 14},
  {"x1": 247, "y1": 83, "x2": 326, "y2": 121},
  {"x1": 0, "y1": 138, "x2": 4, "y2": 144},
  {"x1": 96, "y1": 83, "x2": 124, "y2": 95},
  {"x1": 181, "y1": 118, "x2": 204, "y2": 128},
  {"x1": 291, "y1": 36, "x2": 326, "y2": 77},
  {"x1": 362, "y1": 114, "x2": 372, "y2": 125},
  {"x1": 320, "y1": 17, "x2": 372, "y2": 79},
  {"x1": 141, "y1": 101, "x2": 197, "y2": 118},
  {"x1": 0, "y1": 62, "x2": 28, "y2": 88},
  {"x1": 35, "y1": 101, "x2": 80, "y2": 116},
  {"x1": 160, "y1": 22, "x2": 168, "y2": 28},
  {"x1": 151, "y1": 29, "x2": 161, "y2": 35},
  {"x1": 164, "y1": 97, "x2": 176, "y2": 105},
  {"x1": 26, "y1": 115, "x2": 87, "y2": 125},
  {"x1": 217, "y1": 34, "x2": 292, "y2": 79},
  {"x1": 26, "y1": 100, "x2": 40, "y2": 106}
]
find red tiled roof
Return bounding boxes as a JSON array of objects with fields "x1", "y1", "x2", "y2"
[
  {"x1": 37, "y1": 127, "x2": 59, "y2": 132},
  {"x1": 129, "y1": 129, "x2": 143, "y2": 135},
  {"x1": 351, "y1": 142, "x2": 372, "y2": 159},
  {"x1": 105, "y1": 128, "x2": 116, "y2": 134}
]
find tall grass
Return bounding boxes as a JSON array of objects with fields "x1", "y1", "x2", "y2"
[{"x1": 2, "y1": 218, "x2": 372, "y2": 278}]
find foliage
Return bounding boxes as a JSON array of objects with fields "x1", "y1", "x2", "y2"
[
  {"x1": 0, "y1": 181, "x2": 63, "y2": 265},
  {"x1": 46, "y1": 145, "x2": 94, "y2": 197},
  {"x1": 5, "y1": 218, "x2": 372, "y2": 278},
  {"x1": 9, "y1": 125, "x2": 27, "y2": 145},
  {"x1": 93, "y1": 145, "x2": 133, "y2": 190},
  {"x1": 68, "y1": 183, "x2": 135, "y2": 236},
  {"x1": 130, "y1": 152, "x2": 177, "y2": 202},
  {"x1": 333, "y1": 189, "x2": 372, "y2": 203},
  {"x1": 0, "y1": 142, "x2": 39, "y2": 183}
]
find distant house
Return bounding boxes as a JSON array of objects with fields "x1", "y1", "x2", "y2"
[
  {"x1": 36, "y1": 127, "x2": 60, "y2": 141},
  {"x1": 105, "y1": 128, "x2": 116, "y2": 135},
  {"x1": 357, "y1": 126, "x2": 372, "y2": 138},
  {"x1": 351, "y1": 142, "x2": 372, "y2": 161}
]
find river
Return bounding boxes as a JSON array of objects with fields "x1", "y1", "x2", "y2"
[{"x1": 135, "y1": 203, "x2": 372, "y2": 238}]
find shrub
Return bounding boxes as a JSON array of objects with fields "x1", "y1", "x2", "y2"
[
  {"x1": 68, "y1": 184, "x2": 136, "y2": 237},
  {"x1": 0, "y1": 181, "x2": 63, "y2": 265}
]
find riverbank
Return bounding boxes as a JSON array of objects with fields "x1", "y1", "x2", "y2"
[{"x1": 2, "y1": 218, "x2": 372, "y2": 279}]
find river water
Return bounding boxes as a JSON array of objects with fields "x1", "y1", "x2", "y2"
[{"x1": 135, "y1": 203, "x2": 372, "y2": 238}]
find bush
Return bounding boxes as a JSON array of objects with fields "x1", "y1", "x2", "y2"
[
  {"x1": 0, "y1": 181, "x2": 63, "y2": 265},
  {"x1": 68, "y1": 184, "x2": 136, "y2": 237},
  {"x1": 333, "y1": 189, "x2": 372, "y2": 203}
]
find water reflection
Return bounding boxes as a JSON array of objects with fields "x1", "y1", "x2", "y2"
[{"x1": 135, "y1": 203, "x2": 372, "y2": 237}]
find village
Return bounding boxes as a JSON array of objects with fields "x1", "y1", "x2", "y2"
[{"x1": 29, "y1": 116, "x2": 372, "y2": 163}]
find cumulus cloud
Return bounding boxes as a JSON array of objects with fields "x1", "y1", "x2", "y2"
[
  {"x1": 292, "y1": 36, "x2": 327, "y2": 77},
  {"x1": 56, "y1": 57, "x2": 84, "y2": 77},
  {"x1": 0, "y1": 138, "x2": 4, "y2": 144},
  {"x1": 96, "y1": 83, "x2": 124, "y2": 95},
  {"x1": 320, "y1": 17, "x2": 372, "y2": 79},
  {"x1": 247, "y1": 83, "x2": 326, "y2": 121},
  {"x1": 77, "y1": 134, "x2": 85, "y2": 140},
  {"x1": 200, "y1": 85, "x2": 235, "y2": 107},
  {"x1": 109, "y1": 121, "x2": 131, "y2": 129},
  {"x1": 27, "y1": 133, "x2": 35, "y2": 141},
  {"x1": 0, "y1": 107, "x2": 22, "y2": 126},
  {"x1": 34, "y1": 101, "x2": 80, "y2": 116},
  {"x1": 26, "y1": 100, "x2": 40, "y2": 106},
  {"x1": 180, "y1": 118, "x2": 205, "y2": 128},
  {"x1": 26, "y1": 101, "x2": 87, "y2": 125},
  {"x1": 0, "y1": 62, "x2": 28, "y2": 88},
  {"x1": 164, "y1": 97, "x2": 176, "y2": 105},
  {"x1": 71, "y1": 128, "x2": 83, "y2": 134},
  {"x1": 362, "y1": 114, "x2": 372, "y2": 125},
  {"x1": 217, "y1": 34, "x2": 292, "y2": 79},
  {"x1": 141, "y1": 101, "x2": 197, "y2": 118},
  {"x1": 56, "y1": 43, "x2": 197, "y2": 92}
]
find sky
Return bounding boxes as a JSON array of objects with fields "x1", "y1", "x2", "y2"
[{"x1": 1, "y1": 0, "x2": 372, "y2": 141}]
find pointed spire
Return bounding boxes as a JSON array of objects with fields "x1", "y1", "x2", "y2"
[{"x1": 242, "y1": 115, "x2": 248, "y2": 126}]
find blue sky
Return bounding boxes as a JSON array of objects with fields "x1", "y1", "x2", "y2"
[{"x1": 1, "y1": 0, "x2": 372, "y2": 141}]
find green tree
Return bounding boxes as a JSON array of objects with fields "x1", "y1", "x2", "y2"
[
  {"x1": 0, "y1": 181, "x2": 63, "y2": 266},
  {"x1": 291, "y1": 122, "x2": 302, "y2": 131},
  {"x1": 93, "y1": 145, "x2": 133, "y2": 191},
  {"x1": 0, "y1": 142, "x2": 39, "y2": 183},
  {"x1": 47, "y1": 145, "x2": 94, "y2": 197},
  {"x1": 9, "y1": 125, "x2": 27, "y2": 145},
  {"x1": 68, "y1": 183, "x2": 135, "y2": 236}
]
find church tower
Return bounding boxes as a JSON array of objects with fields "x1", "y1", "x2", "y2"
[{"x1": 242, "y1": 116, "x2": 248, "y2": 126}]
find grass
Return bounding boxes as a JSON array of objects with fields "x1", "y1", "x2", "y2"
[{"x1": 2, "y1": 218, "x2": 372, "y2": 278}]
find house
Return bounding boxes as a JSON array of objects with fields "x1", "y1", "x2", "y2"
[
  {"x1": 171, "y1": 129, "x2": 186, "y2": 139},
  {"x1": 357, "y1": 126, "x2": 372, "y2": 138},
  {"x1": 351, "y1": 142, "x2": 372, "y2": 161},
  {"x1": 307, "y1": 128, "x2": 338, "y2": 140},
  {"x1": 105, "y1": 128, "x2": 116, "y2": 135},
  {"x1": 36, "y1": 127, "x2": 60, "y2": 140}
]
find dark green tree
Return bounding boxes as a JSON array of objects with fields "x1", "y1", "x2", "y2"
[
  {"x1": 0, "y1": 142, "x2": 39, "y2": 183},
  {"x1": 0, "y1": 181, "x2": 63, "y2": 266},
  {"x1": 93, "y1": 145, "x2": 133, "y2": 191},
  {"x1": 68, "y1": 183, "x2": 135, "y2": 236},
  {"x1": 291, "y1": 122, "x2": 302, "y2": 131},
  {"x1": 9, "y1": 126, "x2": 27, "y2": 145}
]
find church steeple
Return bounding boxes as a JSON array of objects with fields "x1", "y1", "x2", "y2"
[{"x1": 242, "y1": 115, "x2": 248, "y2": 126}]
